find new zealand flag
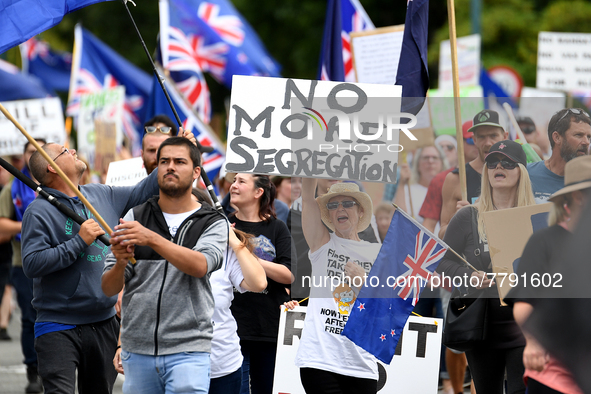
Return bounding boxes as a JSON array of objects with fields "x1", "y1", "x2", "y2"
[{"x1": 342, "y1": 209, "x2": 446, "y2": 364}]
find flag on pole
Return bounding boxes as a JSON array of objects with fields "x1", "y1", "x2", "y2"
[
  {"x1": 67, "y1": 25, "x2": 151, "y2": 156},
  {"x1": 0, "y1": 59, "x2": 52, "y2": 100},
  {"x1": 20, "y1": 37, "x2": 72, "y2": 92},
  {"x1": 143, "y1": 72, "x2": 225, "y2": 180},
  {"x1": 318, "y1": 0, "x2": 374, "y2": 82},
  {"x1": 342, "y1": 208, "x2": 446, "y2": 364},
  {"x1": 395, "y1": 0, "x2": 429, "y2": 115},
  {"x1": 159, "y1": 0, "x2": 280, "y2": 93},
  {"x1": 0, "y1": 0, "x2": 113, "y2": 54}
]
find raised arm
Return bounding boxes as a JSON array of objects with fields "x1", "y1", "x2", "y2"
[
  {"x1": 301, "y1": 178, "x2": 330, "y2": 253},
  {"x1": 229, "y1": 227, "x2": 267, "y2": 292}
]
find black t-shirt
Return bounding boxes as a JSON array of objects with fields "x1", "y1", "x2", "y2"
[
  {"x1": 452, "y1": 163, "x2": 482, "y2": 204},
  {"x1": 229, "y1": 215, "x2": 293, "y2": 342},
  {"x1": 505, "y1": 225, "x2": 571, "y2": 305},
  {"x1": 436, "y1": 206, "x2": 525, "y2": 349}
]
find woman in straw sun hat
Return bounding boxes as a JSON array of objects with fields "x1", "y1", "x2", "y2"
[
  {"x1": 508, "y1": 155, "x2": 591, "y2": 394},
  {"x1": 292, "y1": 178, "x2": 382, "y2": 393}
]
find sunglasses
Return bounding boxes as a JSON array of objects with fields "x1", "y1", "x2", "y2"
[
  {"x1": 145, "y1": 126, "x2": 173, "y2": 134},
  {"x1": 486, "y1": 159, "x2": 518, "y2": 170},
  {"x1": 326, "y1": 200, "x2": 357, "y2": 210},
  {"x1": 556, "y1": 108, "x2": 590, "y2": 124},
  {"x1": 441, "y1": 145, "x2": 455, "y2": 152}
]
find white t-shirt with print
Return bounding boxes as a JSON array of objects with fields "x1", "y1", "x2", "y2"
[
  {"x1": 162, "y1": 207, "x2": 200, "y2": 237},
  {"x1": 210, "y1": 245, "x2": 247, "y2": 378},
  {"x1": 294, "y1": 233, "x2": 381, "y2": 380}
]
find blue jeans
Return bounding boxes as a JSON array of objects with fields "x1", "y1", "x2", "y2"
[
  {"x1": 11, "y1": 267, "x2": 37, "y2": 366},
  {"x1": 121, "y1": 350, "x2": 210, "y2": 394},
  {"x1": 209, "y1": 367, "x2": 241, "y2": 394}
]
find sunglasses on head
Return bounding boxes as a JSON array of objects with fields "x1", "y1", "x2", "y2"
[
  {"x1": 145, "y1": 126, "x2": 173, "y2": 134},
  {"x1": 326, "y1": 200, "x2": 357, "y2": 210},
  {"x1": 556, "y1": 108, "x2": 590, "y2": 124},
  {"x1": 486, "y1": 159, "x2": 518, "y2": 170}
]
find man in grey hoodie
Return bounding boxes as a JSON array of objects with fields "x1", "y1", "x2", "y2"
[
  {"x1": 102, "y1": 137, "x2": 227, "y2": 394},
  {"x1": 21, "y1": 132, "x2": 196, "y2": 394}
]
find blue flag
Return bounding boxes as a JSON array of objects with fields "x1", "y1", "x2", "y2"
[
  {"x1": 160, "y1": 0, "x2": 280, "y2": 91},
  {"x1": 342, "y1": 209, "x2": 446, "y2": 364},
  {"x1": 0, "y1": 59, "x2": 52, "y2": 100},
  {"x1": 479, "y1": 67, "x2": 516, "y2": 110},
  {"x1": 0, "y1": 0, "x2": 113, "y2": 54},
  {"x1": 144, "y1": 73, "x2": 225, "y2": 181},
  {"x1": 395, "y1": 0, "x2": 429, "y2": 115},
  {"x1": 67, "y1": 25, "x2": 152, "y2": 156},
  {"x1": 20, "y1": 37, "x2": 72, "y2": 92},
  {"x1": 318, "y1": 0, "x2": 374, "y2": 82}
]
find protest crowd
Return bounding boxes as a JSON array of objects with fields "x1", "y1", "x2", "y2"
[{"x1": 2, "y1": 1, "x2": 591, "y2": 394}]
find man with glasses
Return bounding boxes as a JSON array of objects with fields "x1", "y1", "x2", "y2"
[
  {"x1": 0, "y1": 139, "x2": 46, "y2": 393},
  {"x1": 527, "y1": 108, "x2": 591, "y2": 204},
  {"x1": 19, "y1": 131, "x2": 196, "y2": 394},
  {"x1": 142, "y1": 115, "x2": 177, "y2": 175}
]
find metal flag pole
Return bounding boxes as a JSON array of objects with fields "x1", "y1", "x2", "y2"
[
  {"x1": 0, "y1": 157, "x2": 110, "y2": 246},
  {"x1": 120, "y1": 0, "x2": 223, "y2": 213}
]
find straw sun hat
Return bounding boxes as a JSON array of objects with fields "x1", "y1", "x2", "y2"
[
  {"x1": 316, "y1": 182, "x2": 373, "y2": 233},
  {"x1": 549, "y1": 155, "x2": 591, "y2": 201}
]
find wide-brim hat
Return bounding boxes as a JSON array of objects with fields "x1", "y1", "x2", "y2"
[
  {"x1": 316, "y1": 182, "x2": 373, "y2": 233},
  {"x1": 549, "y1": 155, "x2": 591, "y2": 201}
]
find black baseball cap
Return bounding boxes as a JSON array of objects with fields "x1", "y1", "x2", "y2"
[
  {"x1": 516, "y1": 116, "x2": 536, "y2": 134},
  {"x1": 485, "y1": 140, "x2": 527, "y2": 167},
  {"x1": 468, "y1": 109, "x2": 505, "y2": 133}
]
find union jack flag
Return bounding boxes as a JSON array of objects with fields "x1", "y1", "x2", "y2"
[
  {"x1": 343, "y1": 209, "x2": 447, "y2": 364},
  {"x1": 20, "y1": 37, "x2": 71, "y2": 92},
  {"x1": 318, "y1": 0, "x2": 374, "y2": 82},
  {"x1": 159, "y1": 0, "x2": 280, "y2": 90},
  {"x1": 394, "y1": 231, "x2": 446, "y2": 305},
  {"x1": 67, "y1": 25, "x2": 151, "y2": 157}
]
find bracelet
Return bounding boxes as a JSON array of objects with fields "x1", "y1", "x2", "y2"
[{"x1": 116, "y1": 345, "x2": 121, "y2": 349}]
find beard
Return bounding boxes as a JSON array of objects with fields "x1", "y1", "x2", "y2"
[
  {"x1": 560, "y1": 143, "x2": 584, "y2": 163},
  {"x1": 159, "y1": 174, "x2": 193, "y2": 198}
]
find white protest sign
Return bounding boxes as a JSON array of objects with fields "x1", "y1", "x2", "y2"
[
  {"x1": 519, "y1": 87, "x2": 566, "y2": 134},
  {"x1": 351, "y1": 25, "x2": 405, "y2": 85},
  {"x1": 536, "y1": 32, "x2": 591, "y2": 91},
  {"x1": 439, "y1": 34, "x2": 481, "y2": 90},
  {"x1": 226, "y1": 76, "x2": 404, "y2": 183},
  {"x1": 77, "y1": 87, "x2": 125, "y2": 167},
  {"x1": 273, "y1": 306, "x2": 442, "y2": 394},
  {"x1": 428, "y1": 86, "x2": 484, "y2": 136},
  {"x1": 105, "y1": 157, "x2": 147, "y2": 186},
  {"x1": 0, "y1": 97, "x2": 65, "y2": 156}
]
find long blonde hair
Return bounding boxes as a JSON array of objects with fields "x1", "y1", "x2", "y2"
[{"x1": 476, "y1": 163, "x2": 536, "y2": 242}]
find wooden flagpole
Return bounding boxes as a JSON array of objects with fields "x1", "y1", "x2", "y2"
[
  {"x1": 0, "y1": 103, "x2": 136, "y2": 263},
  {"x1": 447, "y1": 0, "x2": 468, "y2": 201}
]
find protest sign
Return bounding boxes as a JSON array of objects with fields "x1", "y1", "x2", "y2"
[
  {"x1": 428, "y1": 86, "x2": 484, "y2": 136},
  {"x1": 77, "y1": 86, "x2": 125, "y2": 167},
  {"x1": 536, "y1": 32, "x2": 591, "y2": 91},
  {"x1": 519, "y1": 87, "x2": 566, "y2": 134},
  {"x1": 226, "y1": 76, "x2": 406, "y2": 183},
  {"x1": 0, "y1": 97, "x2": 65, "y2": 156},
  {"x1": 350, "y1": 25, "x2": 404, "y2": 85},
  {"x1": 482, "y1": 203, "x2": 552, "y2": 303},
  {"x1": 273, "y1": 306, "x2": 442, "y2": 394},
  {"x1": 488, "y1": 65, "x2": 523, "y2": 98},
  {"x1": 105, "y1": 157, "x2": 147, "y2": 186},
  {"x1": 94, "y1": 120, "x2": 117, "y2": 175},
  {"x1": 438, "y1": 34, "x2": 481, "y2": 90}
]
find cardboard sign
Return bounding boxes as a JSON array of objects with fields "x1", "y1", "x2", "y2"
[
  {"x1": 350, "y1": 25, "x2": 404, "y2": 85},
  {"x1": 428, "y1": 86, "x2": 484, "y2": 136},
  {"x1": 77, "y1": 87, "x2": 125, "y2": 167},
  {"x1": 438, "y1": 34, "x2": 481, "y2": 90},
  {"x1": 0, "y1": 97, "x2": 66, "y2": 156},
  {"x1": 273, "y1": 306, "x2": 442, "y2": 394},
  {"x1": 482, "y1": 203, "x2": 552, "y2": 303},
  {"x1": 536, "y1": 32, "x2": 591, "y2": 91},
  {"x1": 226, "y1": 76, "x2": 405, "y2": 183},
  {"x1": 105, "y1": 157, "x2": 147, "y2": 186}
]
